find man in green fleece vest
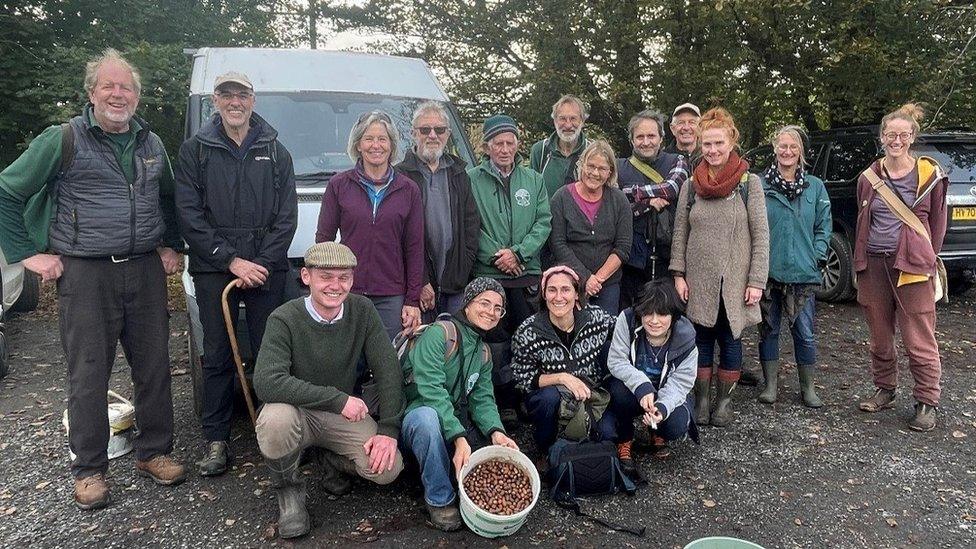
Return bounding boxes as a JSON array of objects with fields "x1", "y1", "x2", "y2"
[
  {"x1": 252, "y1": 242, "x2": 405, "y2": 539},
  {"x1": 529, "y1": 94, "x2": 590, "y2": 199},
  {"x1": 400, "y1": 277, "x2": 518, "y2": 531}
]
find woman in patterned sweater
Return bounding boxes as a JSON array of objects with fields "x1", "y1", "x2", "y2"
[{"x1": 511, "y1": 265, "x2": 616, "y2": 453}]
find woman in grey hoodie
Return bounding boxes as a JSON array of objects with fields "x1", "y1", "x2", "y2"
[{"x1": 605, "y1": 279, "x2": 699, "y2": 475}]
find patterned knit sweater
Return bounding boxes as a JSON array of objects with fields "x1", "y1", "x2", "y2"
[{"x1": 511, "y1": 305, "x2": 616, "y2": 392}]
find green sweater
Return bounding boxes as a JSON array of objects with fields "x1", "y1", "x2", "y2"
[
  {"x1": 529, "y1": 131, "x2": 589, "y2": 199},
  {"x1": 252, "y1": 295, "x2": 405, "y2": 438},
  {"x1": 467, "y1": 159, "x2": 552, "y2": 279},
  {"x1": 403, "y1": 319, "x2": 504, "y2": 442},
  {"x1": 0, "y1": 111, "x2": 179, "y2": 263}
]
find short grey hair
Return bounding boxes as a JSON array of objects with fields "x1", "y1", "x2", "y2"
[
  {"x1": 627, "y1": 109, "x2": 666, "y2": 140},
  {"x1": 84, "y1": 48, "x2": 142, "y2": 96},
  {"x1": 411, "y1": 101, "x2": 449, "y2": 128},
  {"x1": 770, "y1": 125, "x2": 809, "y2": 167},
  {"x1": 550, "y1": 94, "x2": 589, "y2": 121},
  {"x1": 347, "y1": 111, "x2": 400, "y2": 163}
]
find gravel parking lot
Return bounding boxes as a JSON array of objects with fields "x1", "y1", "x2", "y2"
[{"x1": 1, "y1": 283, "x2": 974, "y2": 548}]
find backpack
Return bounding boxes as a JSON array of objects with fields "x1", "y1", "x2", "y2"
[
  {"x1": 547, "y1": 438, "x2": 645, "y2": 537},
  {"x1": 686, "y1": 171, "x2": 750, "y2": 211},
  {"x1": 394, "y1": 313, "x2": 491, "y2": 386}
]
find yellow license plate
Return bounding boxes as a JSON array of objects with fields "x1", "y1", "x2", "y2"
[{"x1": 953, "y1": 207, "x2": 976, "y2": 221}]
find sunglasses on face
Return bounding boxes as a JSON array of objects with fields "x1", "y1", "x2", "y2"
[{"x1": 415, "y1": 126, "x2": 448, "y2": 136}]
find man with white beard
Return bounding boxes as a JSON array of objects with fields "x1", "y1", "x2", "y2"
[
  {"x1": 529, "y1": 94, "x2": 590, "y2": 199},
  {"x1": 396, "y1": 101, "x2": 481, "y2": 319}
]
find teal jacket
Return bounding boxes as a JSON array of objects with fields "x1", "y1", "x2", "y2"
[
  {"x1": 529, "y1": 132, "x2": 589, "y2": 199},
  {"x1": 467, "y1": 159, "x2": 551, "y2": 279},
  {"x1": 763, "y1": 174, "x2": 832, "y2": 284},
  {"x1": 403, "y1": 319, "x2": 504, "y2": 442}
]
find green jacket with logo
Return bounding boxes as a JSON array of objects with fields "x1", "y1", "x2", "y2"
[
  {"x1": 763, "y1": 174, "x2": 832, "y2": 284},
  {"x1": 467, "y1": 159, "x2": 552, "y2": 279},
  {"x1": 403, "y1": 320, "x2": 504, "y2": 442}
]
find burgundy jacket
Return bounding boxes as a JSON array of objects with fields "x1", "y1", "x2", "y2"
[
  {"x1": 853, "y1": 158, "x2": 948, "y2": 276},
  {"x1": 315, "y1": 168, "x2": 425, "y2": 306}
]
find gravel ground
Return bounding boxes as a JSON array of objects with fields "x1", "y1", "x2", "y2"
[{"x1": 1, "y1": 282, "x2": 974, "y2": 548}]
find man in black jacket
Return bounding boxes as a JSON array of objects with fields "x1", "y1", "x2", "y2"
[
  {"x1": 395, "y1": 101, "x2": 480, "y2": 321},
  {"x1": 175, "y1": 71, "x2": 298, "y2": 476}
]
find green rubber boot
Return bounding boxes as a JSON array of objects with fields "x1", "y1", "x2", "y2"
[
  {"x1": 710, "y1": 372, "x2": 739, "y2": 428},
  {"x1": 693, "y1": 367, "x2": 713, "y2": 426},
  {"x1": 797, "y1": 364, "x2": 823, "y2": 408},
  {"x1": 758, "y1": 360, "x2": 779, "y2": 404}
]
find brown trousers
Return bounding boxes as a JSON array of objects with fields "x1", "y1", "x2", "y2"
[
  {"x1": 255, "y1": 403, "x2": 403, "y2": 485},
  {"x1": 857, "y1": 255, "x2": 942, "y2": 406}
]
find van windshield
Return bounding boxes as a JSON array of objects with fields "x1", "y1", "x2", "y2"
[{"x1": 201, "y1": 92, "x2": 474, "y2": 186}]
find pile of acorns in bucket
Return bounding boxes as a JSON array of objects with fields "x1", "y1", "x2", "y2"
[{"x1": 462, "y1": 458, "x2": 533, "y2": 515}]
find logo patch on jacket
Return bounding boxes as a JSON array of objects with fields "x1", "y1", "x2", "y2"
[
  {"x1": 466, "y1": 372, "x2": 480, "y2": 394},
  {"x1": 254, "y1": 156, "x2": 271, "y2": 161},
  {"x1": 515, "y1": 188, "x2": 531, "y2": 207}
]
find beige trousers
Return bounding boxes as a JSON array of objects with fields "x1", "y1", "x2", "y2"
[{"x1": 255, "y1": 403, "x2": 403, "y2": 485}]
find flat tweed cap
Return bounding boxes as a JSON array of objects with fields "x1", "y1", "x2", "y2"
[{"x1": 304, "y1": 242, "x2": 357, "y2": 269}]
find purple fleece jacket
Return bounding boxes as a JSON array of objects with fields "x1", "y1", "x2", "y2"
[{"x1": 315, "y1": 168, "x2": 425, "y2": 306}]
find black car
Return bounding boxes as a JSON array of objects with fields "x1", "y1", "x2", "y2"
[{"x1": 747, "y1": 126, "x2": 976, "y2": 301}]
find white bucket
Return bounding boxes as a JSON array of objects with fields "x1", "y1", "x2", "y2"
[
  {"x1": 458, "y1": 446, "x2": 541, "y2": 538},
  {"x1": 62, "y1": 390, "x2": 136, "y2": 460}
]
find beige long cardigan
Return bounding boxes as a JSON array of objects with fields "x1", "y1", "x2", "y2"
[{"x1": 669, "y1": 173, "x2": 769, "y2": 339}]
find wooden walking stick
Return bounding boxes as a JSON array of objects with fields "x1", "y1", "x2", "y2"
[{"x1": 221, "y1": 280, "x2": 257, "y2": 426}]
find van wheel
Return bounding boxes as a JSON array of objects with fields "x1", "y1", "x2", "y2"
[
  {"x1": 0, "y1": 330, "x2": 9, "y2": 380},
  {"x1": 817, "y1": 232, "x2": 856, "y2": 302},
  {"x1": 948, "y1": 272, "x2": 974, "y2": 296},
  {"x1": 11, "y1": 272, "x2": 39, "y2": 313},
  {"x1": 188, "y1": 322, "x2": 204, "y2": 419}
]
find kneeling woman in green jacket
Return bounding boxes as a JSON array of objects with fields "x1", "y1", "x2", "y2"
[
  {"x1": 400, "y1": 277, "x2": 518, "y2": 532},
  {"x1": 757, "y1": 125, "x2": 831, "y2": 407}
]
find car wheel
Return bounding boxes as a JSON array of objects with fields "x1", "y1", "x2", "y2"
[
  {"x1": 11, "y1": 272, "x2": 40, "y2": 313},
  {"x1": 188, "y1": 320, "x2": 204, "y2": 419},
  {"x1": 948, "y1": 271, "x2": 974, "y2": 296},
  {"x1": 817, "y1": 232, "x2": 856, "y2": 302}
]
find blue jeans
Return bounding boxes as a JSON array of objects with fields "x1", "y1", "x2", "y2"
[
  {"x1": 525, "y1": 385, "x2": 615, "y2": 452},
  {"x1": 694, "y1": 299, "x2": 742, "y2": 371},
  {"x1": 588, "y1": 282, "x2": 621, "y2": 317},
  {"x1": 604, "y1": 378, "x2": 693, "y2": 442},
  {"x1": 400, "y1": 407, "x2": 455, "y2": 507},
  {"x1": 759, "y1": 293, "x2": 817, "y2": 365}
]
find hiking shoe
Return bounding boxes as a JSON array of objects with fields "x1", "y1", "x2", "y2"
[
  {"x1": 617, "y1": 440, "x2": 637, "y2": 477},
  {"x1": 74, "y1": 474, "x2": 111, "y2": 510},
  {"x1": 909, "y1": 403, "x2": 936, "y2": 432},
  {"x1": 499, "y1": 408, "x2": 519, "y2": 432},
  {"x1": 534, "y1": 456, "x2": 550, "y2": 477},
  {"x1": 426, "y1": 503, "x2": 462, "y2": 532},
  {"x1": 651, "y1": 435, "x2": 670, "y2": 459},
  {"x1": 135, "y1": 454, "x2": 187, "y2": 486},
  {"x1": 197, "y1": 441, "x2": 230, "y2": 477},
  {"x1": 858, "y1": 388, "x2": 895, "y2": 413}
]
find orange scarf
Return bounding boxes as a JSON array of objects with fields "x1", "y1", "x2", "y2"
[{"x1": 693, "y1": 151, "x2": 750, "y2": 199}]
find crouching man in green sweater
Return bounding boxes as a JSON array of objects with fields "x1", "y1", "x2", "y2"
[{"x1": 252, "y1": 242, "x2": 405, "y2": 539}]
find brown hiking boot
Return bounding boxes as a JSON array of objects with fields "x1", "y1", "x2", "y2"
[
  {"x1": 617, "y1": 440, "x2": 637, "y2": 477},
  {"x1": 858, "y1": 388, "x2": 895, "y2": 413},
  {"x1": 135, "y1": 455, "x2": 187, "y2": 486},
  {"x1": 426, "y1": 503, "x2": 462, "y2": 532},
  {"x1": 651, "y1": 435, "x2": 670, "y2": 459},
  {"x1": 908, "y1": 403, "x2": 936, "y2": 432},
  {"x1": 74, "y1": 474, "x2": 111, "y2": 510}
]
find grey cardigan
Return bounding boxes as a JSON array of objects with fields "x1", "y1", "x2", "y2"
[
  {"x1": 548, "y1": 184, "x2": 633, "y2": 284},
  {"x1": 669, "y1": 173, "x2": 769, "y2": 339}
]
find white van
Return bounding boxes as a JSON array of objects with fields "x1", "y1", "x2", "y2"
[{"x1": 181, "y1": 47, "x2": 476, "y2": 414}]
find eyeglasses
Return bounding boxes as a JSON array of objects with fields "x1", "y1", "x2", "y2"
[
  {"x1": 584, "y1": 162, "x2": 612, "y2": 175},
  {"x1": 473, "y1": 298, "x2": 506, "y2": 317},
  {"x1": 415, "y1": 126, "x2": 448, "y2": 136},
  {"x1": 215, "y1": 90, "x2": 254, "y2": 101},
  {"x1": 776, "y1": 144, "x2": 801, "y2": 152},
  {"x1": 882, "y1": 131, "x2": 913, "y2": 142}
]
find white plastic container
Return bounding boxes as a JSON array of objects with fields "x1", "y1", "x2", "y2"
[
  {"x1": 458, "y1": 446, "x2": 541, "y2": 538},
  {"x1": 62, "y1": 390, "x2": 135, "y2": 460}
]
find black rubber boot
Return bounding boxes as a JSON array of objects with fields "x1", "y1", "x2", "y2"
[
  {"x1": 710, "y1": 374, "x2": 739, "y2": 428},
  {"x1": 267, "y1": 450, "x2": 310, "y2": 539},
  {"x1": 738, "y1": 368, "x2": 761, "y2": 387},
  {"x1": 693, "y1": 368, "x2": 712, "y2": 426},
  {"x1": 797, "y1": 364, "x2": 823, "y2": 408},
  {"x1": 758, "y1": 360, "x2": 779, "y2": 404}
]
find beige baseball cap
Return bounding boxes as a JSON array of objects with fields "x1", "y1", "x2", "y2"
[
  {"x1": 672, "y1": 103, "x2": 701, "y2": 118},
  {"x1": 214, "y1": 71, "x2": 253, "y2": 92}
]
